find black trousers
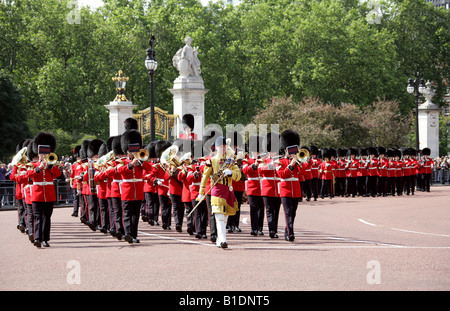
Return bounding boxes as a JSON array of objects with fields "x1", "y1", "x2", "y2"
[
  {"x1": 281, "y1": 197, "x2": 299, "y2": 238},
  {"x1": 98, "y1": 198, "x2": 109, "y2": 229},
  {"x1": 122, "y1": 200, "x2": 141, "y2": 239},
  {"x1": 111, "y1": 197, "x2": 124, "y2": 235},
  {"x1": 395, "y1": 176, "x2": 403, "y2": 195},
  {"x1": 159, "y1": 194, "x2": 172, "y2": 227},
  {"x1": 248, "y1": 195, "x2": 264, "y2": 231},
  {"x1": 26, "y1": 203, "x2": 34, "y2": 235},
  {"x1": 192, "y1": 199, "x2": 208, "y2": 236},
  {"x1": 263, "y1": 196, "x2": 281, "y2": 233},
  {"x1": 108, "y1": 198, "x2": 116, "y2": 232},
  {"x1": 346, "y1": 177, "x2": 357, "y2": 197},
  {"x1": 320, "y1": 179, "x2": 333, "y2": 198},
  {"x1": 227, "y1": 191, "x2": 244, "y2": 228},
  {"x1": 80, "y1": 194, "x2": 87, "y2": 221},
  {"x1": 310, "y1": 178, "x2": 320, "y2": 199},
  {"x1": 403, "y1": 175, "x2": 411, "y2": 195},
  {"x1": 205, "y1": 194, "x2": 216, "y2": 237},
  {"x1": 17, "y1": 199, "x2": 26, "y2": 227},
  {"x1": 32, "y1": 201, "x2": 53, "y2": 242},
  {"x1": 145, "y1": 192, "x2": 160, "y2": 222},
  {"x1": 303, "y1": 179, "x2": 312, "y2": 200},
  {"x1": 184, "y1": 201, "x2": 195, "y2": 232},
  {"x1": 367, "y1": 176, "x2": 377, "y2": 197},
  {"x1": 72, "y1": 189, "x2": 79, "y2": 214},
  {"x1": 88, "y1": 194, "x2": 99, "y2": 226},
  {"x1": 335, "y1": 177, "x2": 345, "y2": 197},
  {"x1": 423, "y1": 173, "x2": 432, "y2": 191},
  {"x1": 170, "y1": 194, "x2": 184, "y2": 227}
]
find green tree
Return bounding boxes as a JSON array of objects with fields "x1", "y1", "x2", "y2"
[{"x1": 0, "y1": 71, "x2": 31, "y2": 163}]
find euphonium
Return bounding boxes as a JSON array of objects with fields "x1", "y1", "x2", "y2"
[
  {"x1": 160, "y1": 145, "x2": 181, "y2": 176},
  {"x1": 11, "y1": 147, "x2": 28, "y2": 167},
  {"x1": 46, "y1": 152, "x2": 58, "y2": 165},
  {"x1": 296, "y1": 148, "x2": 310, "y2": 163}
]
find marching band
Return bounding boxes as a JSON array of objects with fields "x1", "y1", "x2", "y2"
[{"x1": 8, "y1": 116, "x2": 436, "y2": 249}]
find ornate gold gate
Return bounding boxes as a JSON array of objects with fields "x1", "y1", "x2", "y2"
[{"x1": 133, "y1": 107, "x2": 178, "y2": 141}]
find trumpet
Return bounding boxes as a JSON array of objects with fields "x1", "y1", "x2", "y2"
[
  {"x1": 46, "y1": 152, "x2": 58, "y2": 165},
  {"x1": 134, "y1": 149, "x2": 150, "y2": 164},
  {"x1": 296, "y1": 148, "x2": 310, "y2": 163}
]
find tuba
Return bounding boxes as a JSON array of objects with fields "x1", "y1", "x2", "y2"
[
  {"x1": 179, "y1": 152, "x2": 192, "y2": 166},
  {"x1": 11, "y1": 147, "x2": 28, "y2": 167},
  {"x1": 96, "y1": 150, "x2": 115, "y2": 168},
  {"x1": 160, "y1": 145, "x2": 181, "y2": 176}
]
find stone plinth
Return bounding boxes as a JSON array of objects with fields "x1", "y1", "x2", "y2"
[
  {"x1": 169, "y1": 76, "x2": 208, "y2": 140},
  {"x1": 104, "y1": 101, "x2": 137, "y2": 137},
  {"x1": 418, "y1": 82, "x2": 439, "y2": 158}
]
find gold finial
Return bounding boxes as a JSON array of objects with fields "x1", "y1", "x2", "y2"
[{"x1": 112, "y1": 70, "x2": 130, "y2": 101}]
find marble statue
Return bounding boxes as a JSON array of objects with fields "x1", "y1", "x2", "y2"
[{"x1": 173, "y1": 37, "x2": 202, "y2": 77}]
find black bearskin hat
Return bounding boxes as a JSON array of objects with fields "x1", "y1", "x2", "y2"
[
  {"x1": 155, "y1": 140, "x2": 172, "y2": 158},
  {"x1": 338, "y1": 148, "x2": 348, "y2": 157},
  {"x1": 73, "y1": 145, "x2": 81, "y2": 158},
  {"x1": 182, "y1": 114, "x2": 195, "y2": 131},
  {"x1": 265, "y1": 132, "x2": 280, "y2": 154},
  {"x1": 124, "y1": 117, "x2": 138, "y2": 131},
  {"x1": 348, "y1": 147, "x2": 358, "y2": 156},
  {"x1": 321, "y1": 147, "x2": 331, "y2": 159},
  {"x1": 310, "y1": 145, "x2": 319, "y2": 156},
  {"x1": 80, "y1": 139, "x2": 92, "y2": 160},
  {"x1": 145, "y1": 141, "x2": 157, "y2": 159},
  {"x1": 377, "y1": 146, "x2": 386, "y2": 156},
  {"x1": 106, "y1": 136, "x2": 116, "y2": 153},
  {"x1": 112, "y1": 135, "x2": 123, "y2": 156},
  {"x1": 422, "y1": 147, "x2": 431, "y2": 156},
  {"x1": 368, "y1": 147, "x2": 378, "y2": 156},
  {"x1": 280, "y1": 129, "x2": 300, "y2": 151},
  {"x1": 121, "y1": 129, "x2": 142, "y2": 154},
  {"x1": 88, "y1": 139, "x2": 104, "y2": 158},
  {"x1": 98, "y1": 143, "x2": 108, "y2": 158},
  {"x1": 386, "y1": 148, "x2": 395, "y2": 158},
  {"x1": 32, "y1": 132, "x2": 56, "y2": 154},
  {"x1": 27, "y1": 140, "x2": 38, "y2": 161},
  {"x1": 247, "y1": 135, "x2": 262, "y2": 153},
  {"x1": 359, "y1": 148, "x2": 367, "y2": 157}
]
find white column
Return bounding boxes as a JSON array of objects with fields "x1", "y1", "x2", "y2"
[
  {"x1": 104, "y1": 101, "x2": 137, "y2": 137},
  {"x1": 169, "y1": 76, "x2": 208, "y2": 140},
  {"x1": 418, "y1": 82, "x2": 439, "y2": 158}
]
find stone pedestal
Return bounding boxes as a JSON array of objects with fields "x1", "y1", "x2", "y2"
[
  {"x1": 418, "y1": 82, "x2": 439, "y2": 158},
  {"x1": 169, "y1": 76, "x2": 208, "y2": 140},
  {"x1": 104, "y1": 101, "x2": 137, "y2": 137}
]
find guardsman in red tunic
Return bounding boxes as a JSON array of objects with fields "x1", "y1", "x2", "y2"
[
  {"x1": 258, "y1": 132, "x2": 281, "y2": 239},
  {"x1": 420, "y1": 148, "x2": 434, "y2": 192},
  {"x1": 154, "y1": 140, "x2": 173, "y2": 230},
  {"x1": 117, "y1": 130, "x2": 153, "y2": 244},
  {"x1": 10, "y1": 140, "x2": 30, "y2": 233},
  {"x1": 243, "y1": 135, "x2": 265, "y2": 236},
  {"x1": 70, "y1": 145, "x2": 81, "y2": 217},
  {"x1": 105, "y1": 135, "x2": 126, "y2": 240},
  {"x1": 377, "y1": 147, "x2": 389, "y2": 196},
  {"x1": 366, "y1": 147, "x2": 379, "y2": 197},
  {"x1": 143, "y1": 141, "x2": 160, "y2": 226},
  {"x1": 393, "y1": 149, "x2": 403, "y2": 196},
  {"x1": 277, "y1": 130, "x2": 302, "y2": 242},
  {"x1": 335, "y1": 148, "x2": 348, "y2": 197},
  {"x1": 401, "y1": 148, "x2": 412, "y2": 195},
  {"x1": 358, "y1": 148, "x2": 369, "y2": 197},
  {"x1": 409, "y1": 148, "x2": 418, "y2": 195},
  {"x1": 26, "y1": 132, "x2": 61, "y2": 248},
  {"x1": 386, "y1": 148, "x2": 396, "y2": 195},
  {"x1": 94, "y1": 142, "x2": 110, "y2": 233},
  {"x1": 319, "y1": 148, "x2": 336, "y2": 199},
  {"x1": 84, "y1": 139, "x2": 104, "y2": 231},
  {"x1": 179, "y1": 114, "x2": 198, "y2": 140},
  {"x1": 309, "y1": 145, "x2": 322, "y2": 201},
  {"x1": 345, "y1": 148, "x2": 359, "y2": 197},
  {"x1": 177, "y1": 147, "x2": 196, "y2": 235},
  {"x1": 19, "y1": 143, "x2": 37, "y2": 242}
]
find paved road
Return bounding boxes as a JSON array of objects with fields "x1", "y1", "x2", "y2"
[{"x1": 0, "y1": 186, "x2": 449, "y2": 292}]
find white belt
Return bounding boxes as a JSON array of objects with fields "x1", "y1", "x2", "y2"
[
  {"x1": 112, "y1": 179, "x2": 122, "y2": 183},
  {"x1": 191, "y1": 182, "x2": 201, "y2": 186},
  {"x1": 305, "y1": 169, "x2": 311, "y2": 172},
  {"x1": 261, "y1": 177, "x2": 276, "y2": 180},
  {"x1": 369, "y1": 167, "x2": 377, "y2": 169},
  {"x1": 33, "y1": 182, "x2": 53, "y2": 186},
  {"x1": 247, "y1": 177, "x2": 260, "y2": 181},
  {"x1": 121, "y1": 179, "x2": 143, "y2": 183},
  {"x1": 280, "y1": 178, "x2": 298, "y2": 182},
  {"x1": 348, "y1": 168, "x2": 358, "y2": 170}
]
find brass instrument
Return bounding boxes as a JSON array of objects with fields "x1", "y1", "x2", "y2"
[
  {"x1": 11, "y1": 147, "x2": 28, "y2": 167},
  {"x1": 46, "y1": 152, "x2": 58, "y2": 165},
  {"x1": 179, "y1": 152, "x2": 192, "y2": 166},
  {"x1": 160, "y1": 145, "x2": 181, "y2": 176},
  {"x1": 296, "y1": 148, "x2": 310, "y2": 163},
  {"x1": 135, "y1": 149, "x2": 149, "y2": 163},
  {"x1": 97, "y1": 151, "x2": 114, "y2": 168},
  {"x1": 88, "y1": 159, "x2": 97, "y2": 194}
]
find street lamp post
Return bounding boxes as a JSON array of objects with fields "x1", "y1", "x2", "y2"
[
  {"x1": 407, "y1": 71, "x2": 426, "y2": 151},
  {"x1": 145, "y1": 35, "x2": 158, "y2": 141}
]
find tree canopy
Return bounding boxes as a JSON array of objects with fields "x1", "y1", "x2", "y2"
[{"x1": 0, "y1": 0, "x2": 448, "y2": 157}]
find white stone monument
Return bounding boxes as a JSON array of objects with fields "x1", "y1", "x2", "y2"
[
  {"x1": 418, "y1": 81, "x2": 440, "y2": 158},
  {"x1": 104, "y1": 70, "x2": 137, "y2": 137},
  {"x1": 170, "y1": 37, "x2": 208, "y2": 140}
]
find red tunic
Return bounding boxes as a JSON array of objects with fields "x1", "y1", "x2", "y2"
[
  {"x1": 26, "y1": 162, "x2": 61, "y2": 202},
  {"x1": 276, "y1": 158, "x2": 302, "y2": 198},
  {"x1": 258, "y1": 158, "x2": 279, "y2": 197},
  {"x1": 242, "y1": 158, "x2": 261, "y2": 196}
]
